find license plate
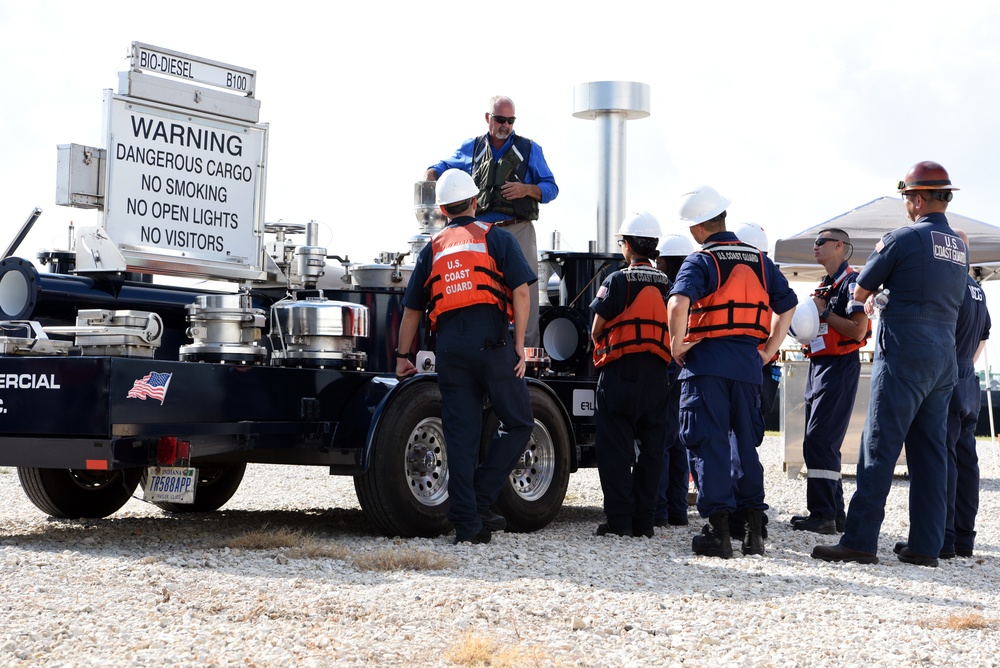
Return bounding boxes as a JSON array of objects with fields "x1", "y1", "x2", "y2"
[{"x1": 144, "y1": 466, "x2": 197, "y2": 504}]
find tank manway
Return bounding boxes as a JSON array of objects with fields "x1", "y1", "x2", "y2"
[{"x1": 572, "y1": 81, "x2": 651, "y2": 253}]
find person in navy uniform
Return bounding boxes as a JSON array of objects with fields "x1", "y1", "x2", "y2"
[
  {"x1": 894, "y1": 229, "x2": 990, "y2": 559},
  {"x1": 732, "y1": 222, "x2": 781, "y2": 421},
  {"x1": 395, "y1": 169, "x2": 537, "y2": 545},
  {"x1": 425, "y1": 95, "x2": 559, "y2": 348},
  {"x1": 653, "y1": 234, "x2": 696, "y2": 529},
  {"x1": 590, "y1": 212, "x2": 674, "y2": 538},
  {"x1": 813, "y1": 161, "x2": 969, "y2": 567},
  {"x1": 791, "y1": 228, "x2": 870, "y2": 535},
  {"x1": 667, "y1": 186, "x2": 797, "y2": 558}
]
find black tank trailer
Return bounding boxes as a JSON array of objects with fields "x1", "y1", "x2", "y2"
[
  {"x1": 0, "y1": 212, "x2": 621, "y2": 538},
  {"x1": 0, "y1": 48, "x2": 642, "y2": 538}
]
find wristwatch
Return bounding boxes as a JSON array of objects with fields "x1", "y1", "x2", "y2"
[{"x1": 395, "y1": 349, "x2": 415, "y2": 362}]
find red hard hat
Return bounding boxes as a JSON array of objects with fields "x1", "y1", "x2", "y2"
[{"x1": 897, "y1": 161, "x2": 959, "y2": 192}]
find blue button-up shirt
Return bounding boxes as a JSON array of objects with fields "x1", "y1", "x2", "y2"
[{"x1": 428, "y1": 133, "x2": 558, "y2": 223}]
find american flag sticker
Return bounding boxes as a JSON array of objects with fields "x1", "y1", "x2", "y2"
[{"x1": 127, "y1": 371, "x2": 173, "y2": 405}]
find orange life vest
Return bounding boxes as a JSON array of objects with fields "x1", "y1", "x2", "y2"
[
  {"x1": 806, "y1": 266, "x2": 871, "y2": 358},
  {"x1": 593, "y1": 264, "x2": 672, "y2": 369},
  {"x1": 686, "y1": 241, "x2": 771, "y2": 342},
  {"x1": 424, "y1": 221, "x2": 513, "y2": 331}
]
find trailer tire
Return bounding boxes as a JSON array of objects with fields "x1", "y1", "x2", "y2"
[
  {"x1": 490, "y1": 386, "x2": 572, "y2": 533},
  {"x1": 142, "y1": 463, "x2": 247, "y2": 513},
  {"x1": 17, "y1": 467, "x2": 142, "y2": 519},
  {"x1": 355, "y1": 382, "x2": 452, "y2": 538}
]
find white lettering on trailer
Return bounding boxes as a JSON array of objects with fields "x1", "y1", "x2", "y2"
[{"x1": 0, "y1": 374, "x2": 61, "y2": 389}]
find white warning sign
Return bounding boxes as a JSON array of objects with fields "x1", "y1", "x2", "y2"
[{"x1": 103, "y1": 96, "x2": 265, "y2": 269}]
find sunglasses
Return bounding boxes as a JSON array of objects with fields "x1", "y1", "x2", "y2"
[
  {"x1": 813, "y1": 238, "x2": 840, "y2": 247},
  {"x1": 491, "y1": 115, "x2": 516, "y2": 125}
]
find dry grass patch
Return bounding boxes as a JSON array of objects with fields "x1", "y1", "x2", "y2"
[
  {"x1": 285, "y1": 535, "x2": 352, "y2": 560},
  {"x1": 920, "y1": 611, "x2": 995, "y2": 630},
  {"x1": 225, "y1": 527, "x2": 352, "y2": 560},
  {"x1": 353, "y1": 546, "x2": 454, "y2": 571},
  {"x1": 446, "y1": 631, "x2": 499, "y2": 666},
  {"x1": 225, "y1": 525, "x2": 302, "y2": 550},
  {"x1": 445, "y1": 631, "x2": 547, "y2": 667},
  {"x1": 223, "y1": 528, "x2": 453, "y2": 570}
]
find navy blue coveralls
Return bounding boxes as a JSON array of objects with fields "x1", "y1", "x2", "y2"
[
  {"x1": 655, "y1": 362, "x2": 690, "y2": 524},
  {"x1": 590, "y1": 260, "x2": 673, "y2": 536},
  {"x1": 840, "y1": 212, "x2": 968, "y2": 556},
  {"x1": 402, "y1": 216, "x2": 537, "y2": 539},
  {"x1": 802, "y1": 262, "x2": 866, "y2": 524},
  {"x1": 945, "y1": 275, "x2": 990, "y2": 555},
  {"x1": 670, "y1": 232, "x2": 798, "y2": 518}
]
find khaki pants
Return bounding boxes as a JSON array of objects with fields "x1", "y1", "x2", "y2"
[{"x1": 502, "y1": 220, "x2": 539, "y2": 347}]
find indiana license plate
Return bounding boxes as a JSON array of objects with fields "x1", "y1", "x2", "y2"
[{"x1": 144, "y1": 466, "x2": 197, "y2": 504}]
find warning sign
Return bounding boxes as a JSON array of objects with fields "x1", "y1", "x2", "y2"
[{"x1": 103, "y1": 96, "x2": 265, "y2": 271}]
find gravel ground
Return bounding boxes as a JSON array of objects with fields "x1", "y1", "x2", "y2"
[{"x1": 1, "y1": 436, "x2": 999, "y2": 667}]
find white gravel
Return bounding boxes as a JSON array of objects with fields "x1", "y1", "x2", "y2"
[{"x1": 1, "y1": 436, "x2": 1000, "y2": 667}]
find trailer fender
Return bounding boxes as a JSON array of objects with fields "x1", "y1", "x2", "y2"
[{"x1": 360, "y1": 374, "x2": 435, "y2": 472}]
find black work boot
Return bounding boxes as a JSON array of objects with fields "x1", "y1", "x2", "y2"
[
  {"x1": 692, "y1": 511, "x2": 733, "y2": 559},
  {"x1": 742, "y1": 509, "x2": 765, "y2": 556}
]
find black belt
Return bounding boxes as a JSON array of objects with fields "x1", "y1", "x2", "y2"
[{"x1": 493, "y1": 218, "x2": 530, "y2": 228}]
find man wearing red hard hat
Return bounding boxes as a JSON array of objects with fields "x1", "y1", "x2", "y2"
[{"x1": 813, "y1": 161, "x2": 968, "y2": 567}]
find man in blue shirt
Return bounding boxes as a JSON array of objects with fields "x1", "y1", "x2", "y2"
[
  {"x1": 425, "y1": 95, "x2": 558, "y2": 347},
  {"x1": 813, "y1": 161, "x2": 968, "y2": 567},
  {"x1": 396, "y1": 169, "x2": 537, "y2": 545},
  {"x1": 667, "y1": 186, "x2": 797, "y2": 558}
]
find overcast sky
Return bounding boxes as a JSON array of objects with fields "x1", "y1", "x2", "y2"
[{"x1": 2, "y1": 1, "x2": 1000, "y2": 366}]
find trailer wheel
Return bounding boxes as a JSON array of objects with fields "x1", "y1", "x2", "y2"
[
  {"x1": 17, "y1": 467, "x2": 142, "y2": 519},
  {"x1": 142, "y1": 463, "x2": 247, "y2": 513},
  {"x1": 355, "y1": 382, "x2": 452, "y2": 538},
  {"x1": 491, "y1": 386, "x2": 571, "y2": 532}
]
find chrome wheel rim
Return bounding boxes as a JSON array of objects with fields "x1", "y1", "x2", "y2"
[{"x1": 404, "y1": 417, "x2": 449, "y2": 506}]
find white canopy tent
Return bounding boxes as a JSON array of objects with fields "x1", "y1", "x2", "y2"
[
  {"x1": 773, "y1": 196, "x2": 1000, "y2": 283},
  {"x1": 773, "y1": 195, "x2": 1000, "y2": 457}
]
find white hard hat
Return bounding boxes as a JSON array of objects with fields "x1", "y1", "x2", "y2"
[
  {"x1": 734, "y1": 222, "x2": 769, "y2": 252},
  {"x1": 435, "y1": 169, "x2": 480, "y2": 206},
  {"x1": 657, "y1": 234, "x2": 695, "y2": 257},
  {"x1": 788, "y1": 299, "x2": 820, "y2": 345},
  {"x1": 616, "y1": 211, "x2": 662, "y2": 239},
  {"x1": 679, "y1": 185, "x2": 730, "y2": 225}
]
